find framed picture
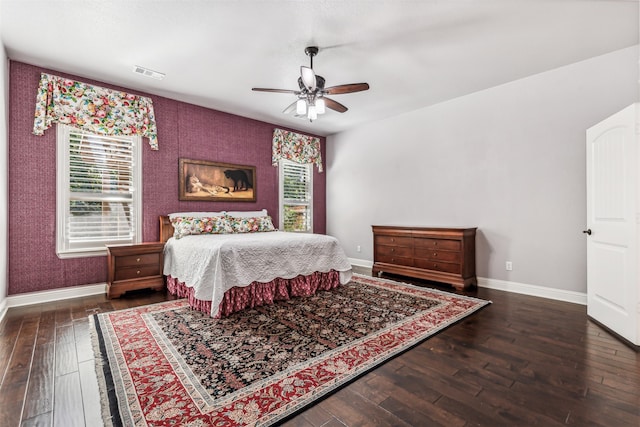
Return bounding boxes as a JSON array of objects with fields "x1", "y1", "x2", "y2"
[{"x1": 178, "y1": 158, "x2": 256, "y2": 202}]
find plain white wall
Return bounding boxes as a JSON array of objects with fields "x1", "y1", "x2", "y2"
[{"x1": 326, "y1": 46, "x2": 639, "y2": 294}]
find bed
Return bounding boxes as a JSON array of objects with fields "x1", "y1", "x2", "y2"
[{"x1": 160, "y1": 212, "x2": 353, "y2": 317}]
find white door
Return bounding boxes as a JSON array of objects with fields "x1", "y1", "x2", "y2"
[{"x1": 586, "y1": 103, "x2": 638, "y2": 345}]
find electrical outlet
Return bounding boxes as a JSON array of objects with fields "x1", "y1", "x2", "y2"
[
  {"x1": 356, "y1": 245, "x2": 361, "y2": 252},
  {"x1": 506, "y1": 261, "x2": 513, "y2": 271}
]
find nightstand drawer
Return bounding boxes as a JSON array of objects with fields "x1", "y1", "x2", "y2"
[
  {"x1": 115, "y1": 265, "x2": 162, "y2": 281},
  {"x1": 116, "y1": 253, "x2": 161, "y2": 268},
  {"x1": 107, "y1": 242, "x2": 165, "y2": 299}
]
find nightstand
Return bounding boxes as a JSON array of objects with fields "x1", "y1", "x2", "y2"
[{"x1": 106, "y1": 242, "x2": 165, "y2": 298}]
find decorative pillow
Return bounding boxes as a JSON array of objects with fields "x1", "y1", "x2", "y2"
[
  {"x1": 227, "y1": 215, "x2": 276, "y2": 233},
  {"x1": 170, "y1": 216, "x2": 233, "y2": 239},
  {"x1": 168, "y1": 211, "x2": 226, "y2": 220},
  {"x1": 225, "y1": 209, "x2": 268, "y2": 218}
]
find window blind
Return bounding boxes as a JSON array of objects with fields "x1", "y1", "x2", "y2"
[
  {"x1": 280, "y1": 160, "x2": 313, "y2": 232},
  {"x1": 57, "y1": 125, "x2": 141, "y2": 256}
]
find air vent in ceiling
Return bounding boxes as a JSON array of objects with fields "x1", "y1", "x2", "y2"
[{"x1": 132, "y1": 65, "x2": 165, "y2": 80}]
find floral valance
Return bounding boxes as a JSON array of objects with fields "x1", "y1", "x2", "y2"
[
  {"x1": 272, "y1": 128, "x2": 323, "y2": 172},
  {"x1": 33, "y1": 73, "x2": 159, "y2": 150}
]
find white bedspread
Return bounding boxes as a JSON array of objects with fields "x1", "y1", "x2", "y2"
[{"x1": 163, "y1": 231, "x2": 353, "y2": 315}]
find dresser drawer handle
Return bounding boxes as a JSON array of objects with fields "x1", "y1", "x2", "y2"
[
  {"x1": 391, "y1": 248, "x2": 395, "y2": 252},
  {"x1": 136, "y1": 270, "x2": 141, "y2": 275},
  {"x1": 434, "y1": 242, "x2": 438, "y2": 246},
  {"x1": 433, "y1": 252, "x2": 437, "y2": 257},
  {"x1": 391, "y1": 238, "x2": 395, "y2": 242},
  {"x1": 433, "y1": 263, "x2": 438, "y2": 268},
  {"x1": 136, "y1": 258, "x2": 141, "y2": 262}
]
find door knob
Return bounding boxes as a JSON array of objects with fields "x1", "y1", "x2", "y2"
[{"x1": 582, "y1": 229, "x2": 592, "y2": 235}]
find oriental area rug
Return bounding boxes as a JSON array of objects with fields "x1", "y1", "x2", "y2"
[{"x1": 90, "y1": 274, "x2": 490, "y2": 427}]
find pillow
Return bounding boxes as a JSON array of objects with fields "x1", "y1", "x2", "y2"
[
  {"x1": 224, "y1": 209, "x2": 268, "y2": 218},
  {"x1": 170, "y1": 216, "x2": 233, "y2": 239},
  {"x1": 168, "y1": 211, "x2": 225, "y2": 220},
  {"x1": 227, "y1": 215, "x2": 276, "y2": 233}
]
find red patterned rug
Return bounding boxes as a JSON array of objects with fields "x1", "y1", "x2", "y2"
[{"x1": 91, "y1": 274, "x2": 490, "y2": 426}]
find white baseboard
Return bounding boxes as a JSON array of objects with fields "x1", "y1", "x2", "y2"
[
  {"x1": 0, "y1": 298, "x2": 7, "y2": 325},
  {"x1": 0, "y1": 283, "x2": 107, "y2": 323},
  {"x1": 349, "y1": 257, "x2": 373, "y2": 269},
  {"x1": 478, "y1": 277, "x2": 587, "y2": 305},
  {"x1": 349, "y1": 258, "x2": 586, "y2": 306}
]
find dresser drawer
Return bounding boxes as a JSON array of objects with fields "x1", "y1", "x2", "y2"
[
  {"x1": 116, "y1": 253, "x2": 161, "y2": 268},
  {"x1": 414, "y1": 248, "x2": 461, "y2": 263},
  {"x1": 376, "y1": 254, "x2": 413, "y2": 267},
  {"x1": 414, "y1": 238, "x2": 461, "y2": 251},
  {"x1": 376, "y1": 245, "x2": 413, "y2": 258},
  {"x1": 115, "y1": 265, "x2": 162, "y2": 281},
  {"x1": 414, "y1": 258, "x2": 460, "y2": 274},
  {"x1": 372, "y1": 225, "x2": 476, "y2": 290},
  {"x1": 375, "y1": 235, "x2": 413, "y2": 247}
]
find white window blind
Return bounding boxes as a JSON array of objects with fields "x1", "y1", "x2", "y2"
[
  {"x1": 56, "y1": 125, "x2": 141, "y2": 257},
  {"x1": 279, "y1": 159, "x2": 313, "y2": 232}
]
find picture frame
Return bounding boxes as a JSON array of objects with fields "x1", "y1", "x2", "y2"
[{"x1": 178, "y1": 158, "x2": 256, "y2": 202}]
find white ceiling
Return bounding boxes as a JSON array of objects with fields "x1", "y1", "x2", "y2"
[{"x1": 1, "y1": 1, "x2": 638, "y2": 136}]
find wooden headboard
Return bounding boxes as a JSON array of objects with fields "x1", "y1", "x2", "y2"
[{"x1": 159, "y1": 216, "x2": 173, "y2": 243}]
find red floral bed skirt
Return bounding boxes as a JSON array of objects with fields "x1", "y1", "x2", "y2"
[{"x1": 166, "y1": 270, "x2": 341, "y2": 318}]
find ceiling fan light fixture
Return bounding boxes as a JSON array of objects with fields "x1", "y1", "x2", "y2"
[
  {"x1": 316, "y1": 98, "x2": 326, "y2": 115},
  {"x1": 307, "y1": 105, "x2": 318, "y2": 121},
  {"x1": 296, "y1": 99, "x2": 307, "y2": 115}
]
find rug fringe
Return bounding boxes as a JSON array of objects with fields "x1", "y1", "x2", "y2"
[{"x1": 89, "y1": 314, "x2": 117, "y2": 427}]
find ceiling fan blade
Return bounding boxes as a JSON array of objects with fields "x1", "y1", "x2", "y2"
[
  {"x1": 252, "y1": 88, "x2": 299, "y2": 94},
  {"x1": 324, "y1": 83, "x2": 370, "y2": 95},
  {"x1": 282, "y1": 100, "x2": 298, "y2": 114},
  {"x1": 300, "y1": 66, "x2": 316, "y2": 91},
  {"x1": 323, "y1": 97, "x2": 348, "y2": 113}
]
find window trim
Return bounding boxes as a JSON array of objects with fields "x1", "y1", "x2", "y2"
[
  {"x1": 278, "y1": 159, "x2": 313, "y2": 233},
  {"x1": 56, "y1": 124, "x2": 142, "y2": 258}
]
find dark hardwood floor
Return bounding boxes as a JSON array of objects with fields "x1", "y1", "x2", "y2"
[{"x1": 1, "y1": 276, "x2": 638, "y2": 426}]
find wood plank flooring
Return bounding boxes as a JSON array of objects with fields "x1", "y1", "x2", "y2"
[{"x1": 0, "y1": 276, "x2": 638, "y2": 426}]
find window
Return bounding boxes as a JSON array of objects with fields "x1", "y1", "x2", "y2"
[
  {"x1": 279, "y1": 159, "x2": 313, "y2": 232},
  {"x1": 56, "y1": 125, "x2": 142, "y2": 258}
]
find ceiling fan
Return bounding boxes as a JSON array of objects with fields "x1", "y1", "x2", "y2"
[{"x1": 252, "y1": 46, "x2": 369, "y2": 122}]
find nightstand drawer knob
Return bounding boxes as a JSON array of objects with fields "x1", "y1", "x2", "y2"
[
  {"x1": 136, "y1": 258, "x2": 141, "y2": 262},
  {"x1": 391, "y1": 248, "x2": 395, "y2": 252},
  {"x1": 136, "y1": 270, "x2": 141, "y2": 275}
]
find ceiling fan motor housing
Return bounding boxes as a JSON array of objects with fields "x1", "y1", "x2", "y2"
[
  {"x1": 298, "y1": 75, "x2": 325, "y2": 91},
  {"x1": 305, "y1": 46, "x2": 319, "y2": 57}
]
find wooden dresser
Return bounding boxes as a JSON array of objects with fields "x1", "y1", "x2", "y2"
[
  {"x1": 372, "y1": 226, "x2": 477, "y2": 290},
  {"x1": 106, "y1": 242, "x2": 165, "y2": 298}
]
